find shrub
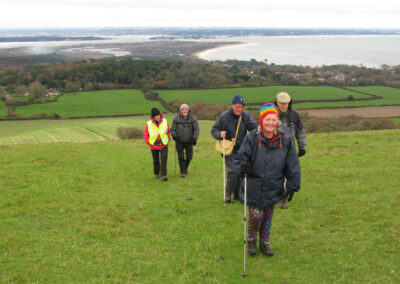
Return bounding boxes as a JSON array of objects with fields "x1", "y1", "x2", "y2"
[
  {"x1": 49, "y1": 111, "x2": 61, "y2": 119},
  {"x1": 191, "y1": 102, "x2": 230, "y2": 119},
  {"x1": 116, "y1": 127, "x2": 143, "y2": 140},
  {"x1": 164, "y1": 99, "x2": 187, "y2": 112}
]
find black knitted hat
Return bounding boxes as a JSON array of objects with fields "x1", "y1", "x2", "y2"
[{"x1": 151, "y1": 108, "x2": 161, "y2": 118}]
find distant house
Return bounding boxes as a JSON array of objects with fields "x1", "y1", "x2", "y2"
[{"x1": 47, "y1": 88, "x2": 58, "y2": 96}]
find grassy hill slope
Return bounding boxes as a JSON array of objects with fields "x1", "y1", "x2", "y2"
[{"x1": 1, "y1": 126, "x2": 399, "y2": 283}]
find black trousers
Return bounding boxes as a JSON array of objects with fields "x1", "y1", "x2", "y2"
[
  {"x1": 151, "y1": 147, "x2": 168, "y2": 176},
  {"x1": 175, "y1": 142, "x2": 193, "y2": 174},
  {"x1": 225, "y1": 156, "x2": 240, "y2": 199}
]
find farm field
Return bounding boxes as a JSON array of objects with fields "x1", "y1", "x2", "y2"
[
  {"x1": 295, "y1": 86, "x2": 400, "y2": 109},
  {"x1": 158, "y1": 86, "x2": 368, "y2": 105},
  {"x1": 0, "y1": 115, "x2": 182, "y2": 145},
  {"x1": 391, "y1": 117, "x2": 400, "y2": 125},
  {"x1": 1, "y1": 125, "x2": 399, "y2": 283},
  {"x1": 0, "y1": 100, "x2": 7, "y2": 117},
  {"x1": 301, "y1": 106, "x2": 400, "y2": 118},
  {"x1": 13, "y1": 89, "x2": 166, "y2": 118}
]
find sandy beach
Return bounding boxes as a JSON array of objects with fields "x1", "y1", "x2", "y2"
[{"x1": 194, "y1": 42, "x2": 255, "y2": 59}]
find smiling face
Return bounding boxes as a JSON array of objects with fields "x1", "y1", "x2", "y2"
[
  {"x1": 277, "y1": 101, "x2": 289, "y2": 112},
  {"x1": 180, "y1": 108, "x2": 189, "y2": 117},
  {"x1": 262, "y1": 113, "x2": 279, "y2": 136},
  {"x1": 231, "y1": 103, "x2": 244, "y2": 116}
]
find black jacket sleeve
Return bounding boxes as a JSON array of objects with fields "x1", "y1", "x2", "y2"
[
  {"x1": 234, "y1": 132, "x2": 255, "y2": 174},
  {"x1": 191, "y1": 115, "x2": 200, "y2": 139},
  {"x1": 211, "y1": 115, "x2": 224, "y2": 140}
]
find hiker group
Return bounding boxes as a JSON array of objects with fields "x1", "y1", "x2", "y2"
[{"x1": 143, "y1": 92, "x2": 306, "y2": 257}]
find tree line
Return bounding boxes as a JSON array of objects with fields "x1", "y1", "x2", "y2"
[{"x1": 1, "y1": 57, "x2": 399, "y2": 102}]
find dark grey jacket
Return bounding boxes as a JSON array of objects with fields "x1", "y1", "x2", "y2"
[
  {"x1": 278, "y1": 109, "x2": 307, "y2": 150},
  {"x1": 171, "y1": 111, "x2": 200, "y2": 144},
  {"x1": 211, "y1": 109, "x2": 258, "y2": 157},
  {"x1": 234, "y1": 129, "x2": 301, "y2": 210}
]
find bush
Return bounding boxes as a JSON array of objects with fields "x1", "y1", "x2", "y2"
[
  {"x1": 116, "y1": 127, "x2": 143, "y2": 140},
  {"x1": 164, "y1": 99, "x2": 187, "y2": 112},
  {"x1": 49, "y1": 111, "x2": 61, "y2": 119},
  {"x1": 191, "y1": 103, "x2": 230, "y2": 119}
]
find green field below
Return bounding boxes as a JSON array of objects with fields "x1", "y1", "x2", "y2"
[
  {"x1": 158, "y1": 86, "x2": 368, "y2": 105},
  {"x1": 13, "y1": 89, "x2": 166, "y2": 118},
  {"x1": 5, "y1": 86, "x2": 400, "y2": 120},
  {"x1": 0, "y1": 100, "x2": 7, "y2": 118},
  {"x1": 0, "y1": 118, "x2": 399, "y2": 283},
  {"x1": 391, "y1": 117, "x2": 400, "y2": 125},
  {"x1": 0, "y1": 115, "x2": 175, "y2": 145},
  {"x1": 295, "y1": 86, "x2": 400, "y2": 109}
]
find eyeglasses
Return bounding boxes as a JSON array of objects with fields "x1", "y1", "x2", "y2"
[{"x1": 233, "y1": 104, "x2": 244, "y2": 109}]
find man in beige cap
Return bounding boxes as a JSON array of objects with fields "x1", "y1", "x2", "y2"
[{"x1": 275, "y1": 92, "x2": 307, "y2": 209}]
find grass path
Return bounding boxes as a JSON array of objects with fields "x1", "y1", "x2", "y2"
[{"x1": 0, "y1": 126, "x2": 399, "y2": 283}]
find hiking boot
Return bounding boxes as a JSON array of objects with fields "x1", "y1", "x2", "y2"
[
  {"x1": 279, "y1": 198, "x2": 288, "y2": 209},
  {"x1": 247, "y1": 238, "x2": 257, "y2": 255},
  {"x1": 180, "y1": 173, "x2": 186, "y2": 178},
  {"x1": 224, "y1": 193, "x2": 231, "y2": 203},
  {"x1": 161, "y1": 176, "x2": 168, "y2": 181},
  {"x1": 155, "y1": 174, "x2": 160, "y2": 179},
  {"x1": 260, "y1": 241, "x2": 274, "y2": 256}
]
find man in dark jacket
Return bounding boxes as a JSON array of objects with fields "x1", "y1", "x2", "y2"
[
  {"x1": 211, "y1": 94, "x2": 258, "y2": 203},
  {"x1": 234, "y1": 102, "x2": 300, "y2": 256},
  {"x1": 275, "y1": 92, "x2": 306, "y2": 209},
  {"x1": 171, "y1": 104, "x2": 200, "y2": 177}
]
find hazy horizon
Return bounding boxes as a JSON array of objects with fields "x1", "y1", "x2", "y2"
[{"x1": 1, "y1": 0, "x2": 400, "y2": 29}]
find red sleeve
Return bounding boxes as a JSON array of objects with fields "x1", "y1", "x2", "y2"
[{"x1": 144, "y1": 124, "x2": 151, "y2": 146}]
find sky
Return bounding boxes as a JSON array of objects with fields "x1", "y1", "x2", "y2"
[{"x1": 1, "y1": 0, "x2": 400, "y2": 29}]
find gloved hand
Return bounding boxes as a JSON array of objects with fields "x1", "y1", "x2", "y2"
[
  {"x1": 286, "y1": 189, "x2": 295, "y2": 202},
  {"x1": 240, "y1": 162, "x2": 251, "y2": 177},
  {"x1": 298, "y1": 148, "x2": 306, "y2": 157},
  {"x1": 192, "y1": 138, "x2": 197, "y2": 146}
]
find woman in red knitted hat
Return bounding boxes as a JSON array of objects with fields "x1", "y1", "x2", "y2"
[{"x1": 234, "y1": 103, "x2": 301, "y2": 256}]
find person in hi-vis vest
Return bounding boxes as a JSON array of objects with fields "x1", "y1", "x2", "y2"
[{"x1": 144, "y1": 108, "x2": 171, "y2": 181}]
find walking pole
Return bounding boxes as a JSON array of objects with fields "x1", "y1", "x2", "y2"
[
  {"x1": 242, "y1": 174, "x2": 248, "y2": 277},
  {"x1": 174, "y1": 145, "x2": 177, "y2": 175},
  {"x1": 222, "y1": 138, "x2": 226, "y2": 202}
]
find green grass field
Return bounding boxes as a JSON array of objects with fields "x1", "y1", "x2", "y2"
[
  {"x1": 0, "y1": 118, "x2": 399, "y2": 283},
  {"x1": 0, "y1": 100, "x2": 7, "y2": 118},
  {"x1": 158, "y1": 86, "x2": 368, "y2": 105},
  {"x1": 295, "y1": 86, "x2": 400, "y2": 109},
  {"x1": 13, "y1": 90, "x2": 166, "y2": 118},
  {"x1": 0, "y1": 116, "x2": 178, "y2": 145},
  {"x1": 391, "y1": 117, "x2": 400, "y2": 125},
  {"x1": 5, "y1": 86, "x2": 400, "y2": 120}
]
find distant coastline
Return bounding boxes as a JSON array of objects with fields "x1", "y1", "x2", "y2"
[{"x1": 194, "y1": 42, "x2": 255, "y2": 59}]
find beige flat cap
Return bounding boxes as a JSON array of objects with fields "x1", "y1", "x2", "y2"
[{"x1": 276, "y1": 92, "x2": 291, "y2": 103}]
